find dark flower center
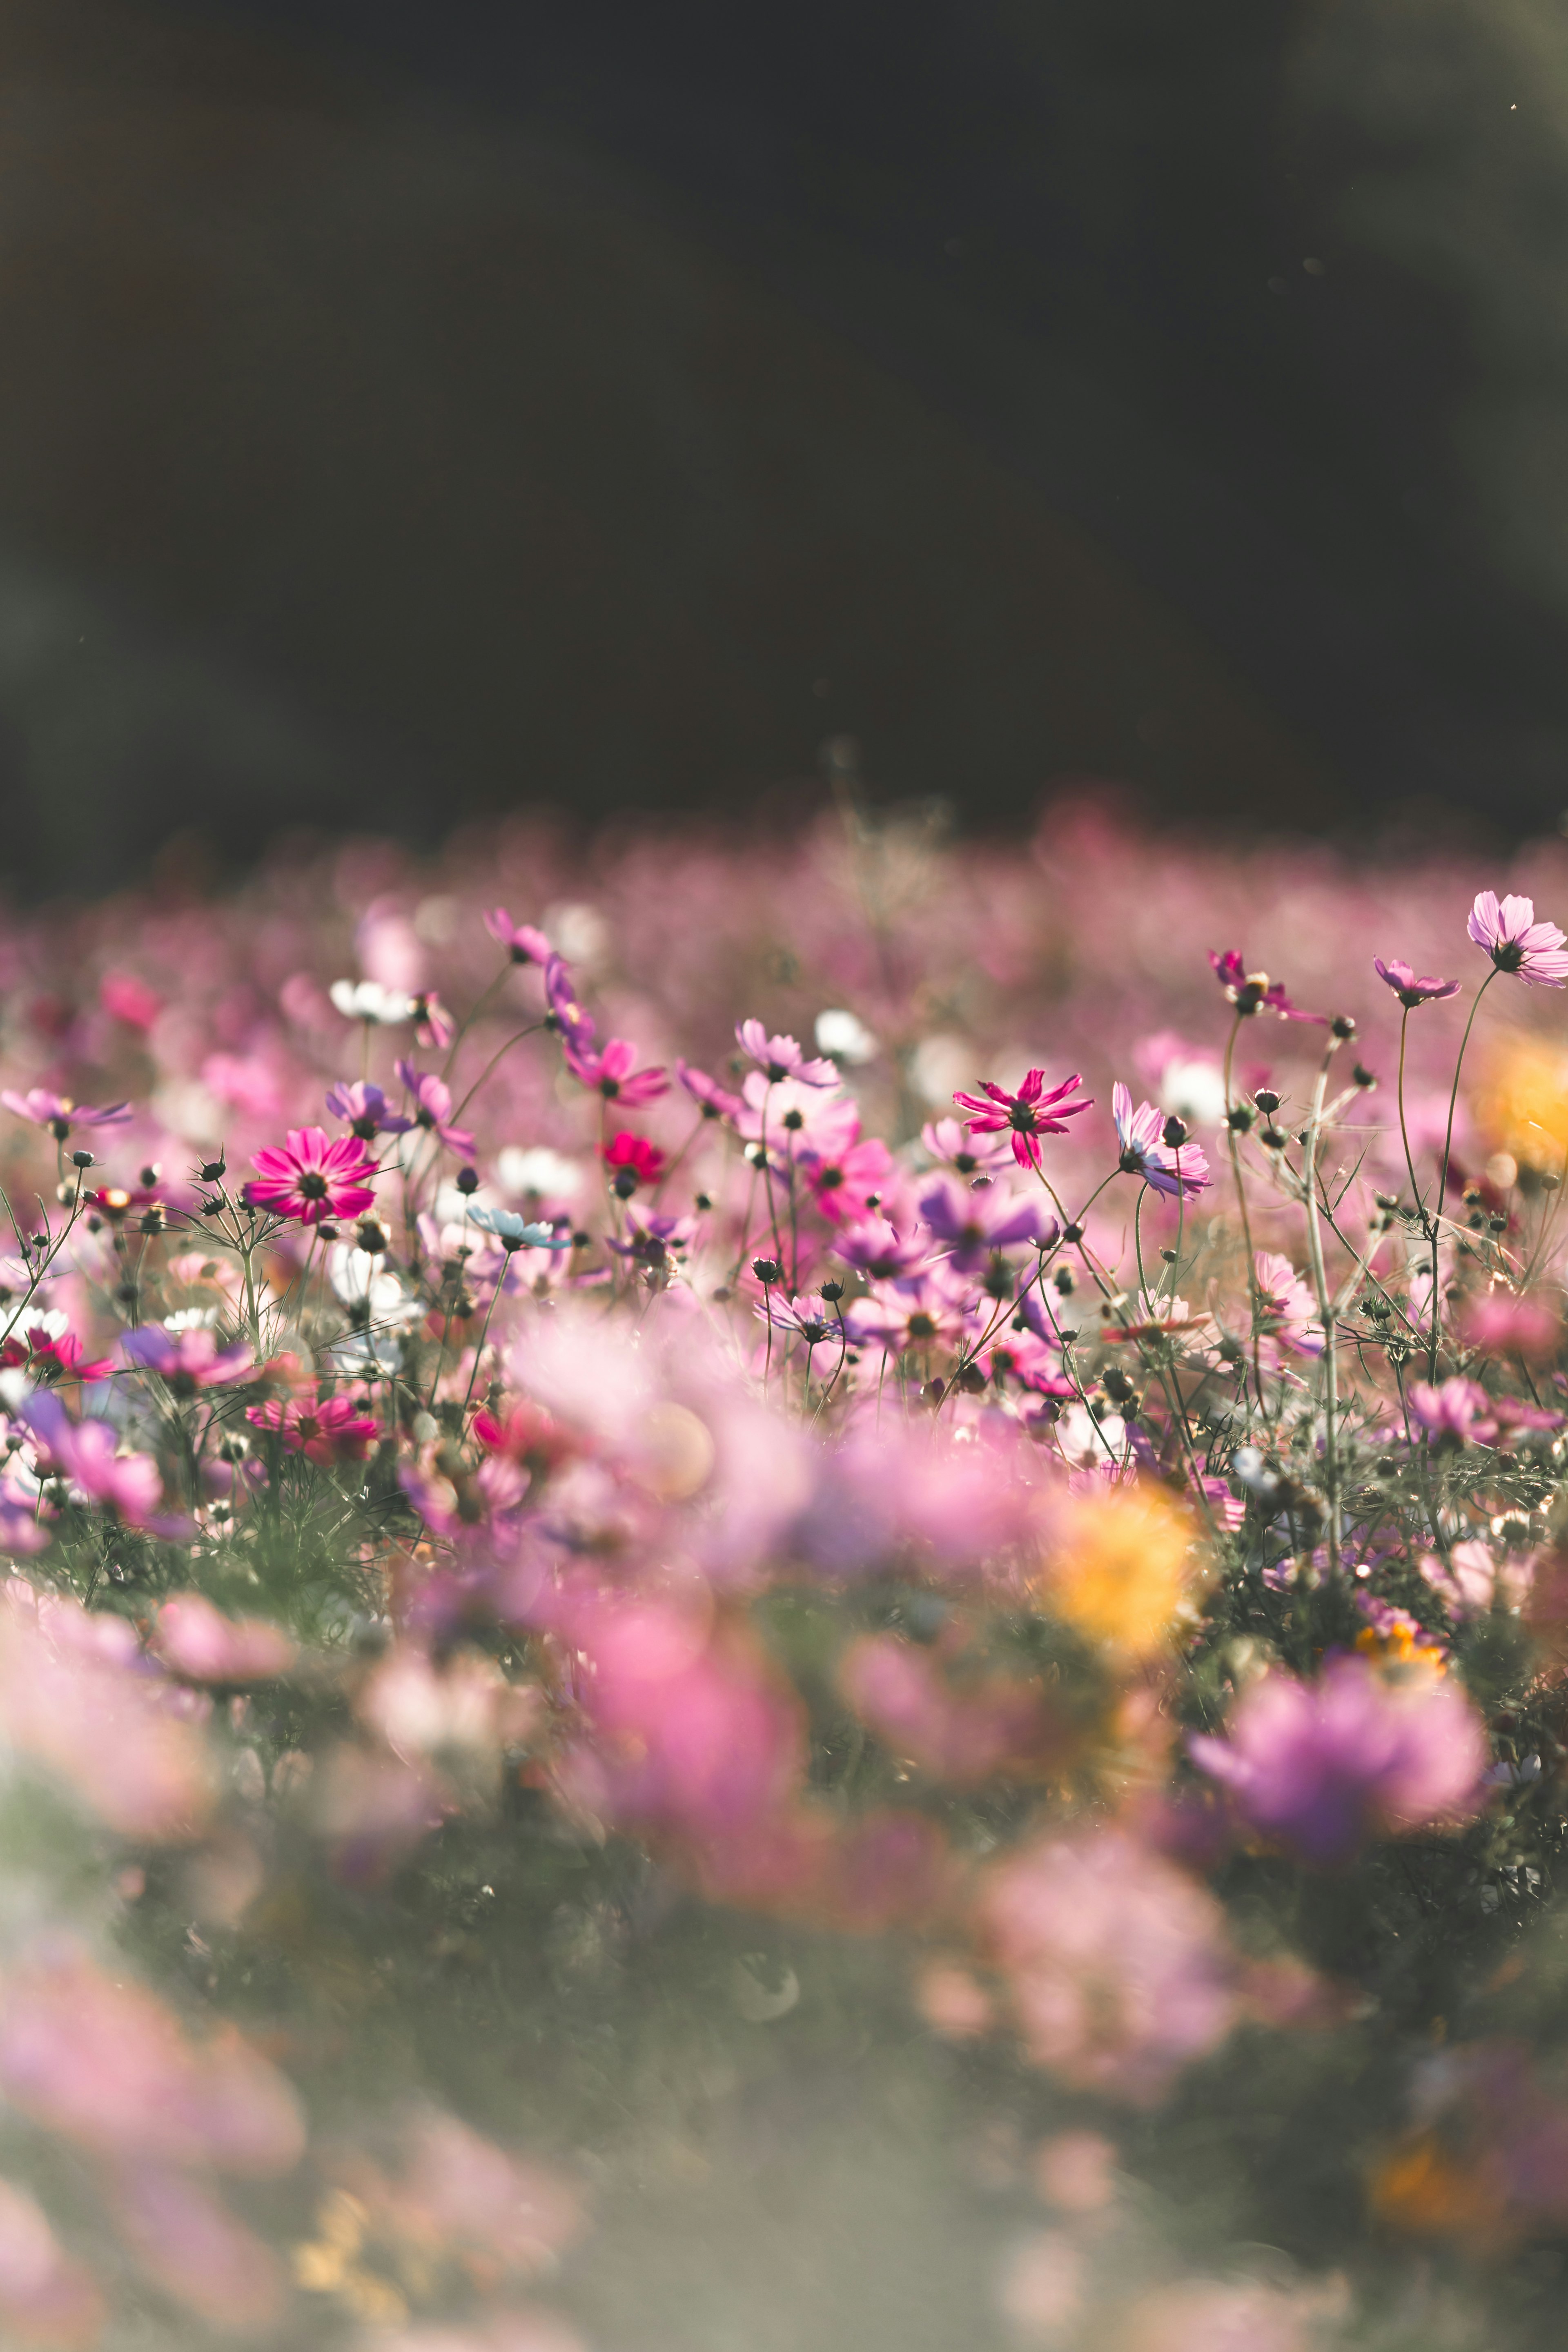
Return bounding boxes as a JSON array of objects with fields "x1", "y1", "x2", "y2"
[
  {"x1": 1007, "y1": 1102, "x2": 1038, "y2": 1134},
  {"x1": 298, "y1": 1172, "x2": 329, "y2": 1200},
  {"x1": 296, "y1": 1413, "x2": 320, "y2": 1439},
  {"x1": 782, "y1": 1109, "x2": 804, "y2": 1130},
  {"x1": 1493, "y1": 940, "x2": 1525, "y2": 972},
  {"x1": 765, "y1": 1060, "x2": 789, "y2": 1083},
  {"x1": 818, "y1": 1165, "x2": 844, "y2": 1188},
  {"x1": 600, "y1": 1077, "x2": 621, "y2": 1098},
  {"x1": 954, "y1": 1152, "x2": 978, "y2": 1174},
  {"x1": 1119, "y1": 1147, "x2": 1145, "y2": 1174},
  {"x1": 907, "y1": 1313, "x2": 938, "y2": 1341}
]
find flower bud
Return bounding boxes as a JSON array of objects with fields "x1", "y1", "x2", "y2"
[
  {"x1": 1331, "y1": 1014, "x2": 1356, "y2": 1040},
  {"x1": 455, "y1": 1165, "x2": 480, "y2": 1196},
  {"x1": 1160, "y1": 1114, "x2": 1189, "y2": 1147},
  {"x1": 752, "y1": 1257, "x2": 781, "y2": 1285},
  {"x1": 71, "y1": 1149, "x2": 94, "y2": 1169},
  {"x1": 1253, "y1": 1089, "x2": 1280, "y2": 1114}
]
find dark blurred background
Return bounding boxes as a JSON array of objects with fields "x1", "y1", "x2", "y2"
[{"x1": 2, "y1": 0, "x2": 1566, "y2": 888}]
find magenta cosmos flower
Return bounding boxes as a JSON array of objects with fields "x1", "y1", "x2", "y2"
[
  {"x1": 1207, "y1": 950, "x2": 1324, "y2": 1022},
  {"x1": 247, "y1": 1394, "x2": 380, "y2": 1465},
  {"x1": 324, "y1": 1079, "x2": 413, "y2": 1140},
  {"x1": 0, "y1": 1088, "x2": 131, "y2": 1139},
  {"x1": 121, "y1": 1325, "x2": 255, "y2": 1394},
  {"x1": 249, "y1": 1129, "x2": 377, "y2": 1226},
  {"x1": 543, "y1": 953, "x2": 595, "y2": 1052},
  {"x1": 1189, "y1": 1653, "x2": 1486, "y2": 1866},
  {"x1": 1111, "y1": 1082, "x2": 1211, "y2": 1200},
  {"x1": 918, "y1": 1175, "x2": 1056, "y2": 1270},
  {"x1": 483, "y1": 906, "x2": 552, "y2": 964},
  {"x1": 953, "y1": 1068, "x2": 1093, "y2": 1173},
  {"x1": 1467, "y1": 891, "x2": 1568, "y2": 985},
  {"x1": 1373, "y1": 956, "x2": 1461, "y2": 1009},
  {"x1": 675, "y1": 1058, "x2": 743, "y2": 1121},
  {"x1": 563, "y1": 1035, "x2": 668, "y2": 1106}
]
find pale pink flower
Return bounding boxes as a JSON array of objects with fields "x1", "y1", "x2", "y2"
[
  {"x1": 1467, "y1": 889, "x2": 1568, "y2": 984},
  {"x1": 734, "y1": 1019, "x2": 837, "y2": 1087},
  {"x1": 484, "y1": 907, "x2": 553, "y2": 964},
  {"x1": 153, "y1": 1595, "x2": 296, "y2": 1684},
  {"x1": 0, "y1": 1088, "x2": 130, "y2": 1138}
]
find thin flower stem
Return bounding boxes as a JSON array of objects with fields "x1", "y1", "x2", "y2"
[
  {"x1": 1430, "y1": 969, "x2": 1497, "y2": 1376},
  {"x1": 1301, "y1": 1034, "x2": 1344, "y2": 1573}
]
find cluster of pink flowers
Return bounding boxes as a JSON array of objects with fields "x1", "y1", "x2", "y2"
[{"x1": 0, "y1": 807, "x2": 1564, "y2": 2342}]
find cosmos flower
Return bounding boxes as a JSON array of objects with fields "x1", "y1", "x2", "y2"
[
  {"x1": 329, "y1": 979, "x2": 416, "y2": 1025},
  {"x1": 246, "y1": 1395, "x2": 381, "y2": 1466},
  {"x1": 324, "y1": 1079, "x2": 413, "y2": 1139},
  {"x1": 483, "y1": 907, "x2": 553, "y2": 964},
  {"x1": 1467, "y1": 891, "x2": 1568, "y2": 985},
  {"x1": 734, "y1": 1020, "x2": 838, "y2": 1088},
  {"x1": 918, "y1": 1175, "x2": 1056, "y2": 1270},
  {"x1": 120, "y1": 1325, "x2": 255, "y2": 1394},
  {"x1": 1189, "y1": 1653, "x2": 1487, "y2": 1866},
  {"x1": 465, "y1": 1206, "x2": 570, "y2": 1250},
  {"x1": 675, "y1": 1058, "x2": 744, "y2": 1121},
  {"x1": 1111, "y1": 1083, "x2": 1211, "y2": 1200},
  {"x1": 1374, "y1": 956, "x2": 1461, "y2": 1008},
  {"x1": 249, "y1": 1129, "x2": 378, "y2": 1226},
  {"x1": 562, "y1": 1036, "x2": 668, "y2": 1106},
  {"x1": 543, "y1": 953, "x2": 595, "y2": 1051},
  {"x1": 0, "y1": 1088, "x2": 131, "y2": 1138},
  {"x1": 1207, "y1": 950, "x2": 1324, "y2": 1022},
  {"x1": 602, "y1": 1131, "x2": 666, "y2": 1192},
  {"x1": 952, "y1": 1068, "x2": 1093, "y2": 1174},
  {"x1": 394, "y1": 1061, "x2": 475, "y2": 1154}
]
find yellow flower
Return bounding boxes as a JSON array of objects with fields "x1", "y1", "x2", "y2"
[{"x1": 1042, "y1": 1484, "x2": 1203, "y2": 1657}]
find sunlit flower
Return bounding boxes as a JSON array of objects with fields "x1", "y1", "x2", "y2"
[
  {"x1": 1111, "y1": 1082, "x2": 1211, "y2": 1199},
  {"x1": 953, "y1": 1068, "x2": 1093, "y2": 1173},
  {"x1": 1374, "y1": 956, "x2": 1461, "y2": 1008},
  {"x1": 246, "y1": 1395, "x2": 381, "y2": 1466},
  {"x1": 562, "y1": 1035, "x2": 668, "y2": 1105},
  {"x1": 121, "y1": 1325, "x2": 255, "y2": 1394},
  {"x1": 324, "y1": 1078, "x2": 413, "y2": 1139},
  {"x1": 394, "y1": 1060, "x2": 475, "y2": 1154},
  {"x1": 249, "y1": 1128, "x2": 378, "y2": 1225},
  {"x1": 735, "y1": 1019, "x2": 837, "y2": 1087},
  {"x1": 483, "y1": 906, "x2": 553, "y2": 964},
  {"x1": 675, "y1": 1058, "x2": 743, "y2": 1120},
  {"x1": 0, "y1": 1088, "x2": 130, "y2": 1138},
  {"x1": 1468, "y1": 890, "x2": 1568, "y2": 985},
  {"x1": 918, "y1": 1174, "x2": 1055, "y2": 1270},
  {"x1": 1208, "y1": 949, "x2": 1324, "y2": 1022}
]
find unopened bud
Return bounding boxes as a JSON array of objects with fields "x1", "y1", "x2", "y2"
[
  {"x1": 752, "y1": 1257, "x2": 781, "y2": 1285},
  {"x1": 1331, "y1": 1015, "x2": 1356, "y2": 1040},
  {"x1": 1161, "y1": 1114, "x2": 1188, "y2": 1148},
  {"x1": 199, "y1": 1160, "x2": 226, "y2": 1183},
  {"x1": 455, "y1": 1165, "x2": 480, "y2": 1196},
  {"x1": 71, "y1": 1149, "x2": 94, "y2": 1169},
  {"x1": 1253, "y1": 1089, "x2": 1280, "y2": 1115}
]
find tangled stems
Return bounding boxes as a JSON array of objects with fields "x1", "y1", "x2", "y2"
[
  {"x1": 1430, "y1": 969, "x2": 1498, "y2": 1377},
  {"x1": 1301, "y1": 1032, "x2": 1345, "y2": 1573}
]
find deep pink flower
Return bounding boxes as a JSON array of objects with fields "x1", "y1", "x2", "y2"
[
  {"x1": 602, "y1": 1129, "x2": 666, "y2": 1190},
  {"x1": 394, "y1": 1060, "x2": 475, "y2": 1154},
  {"x1": 1207, "y1": 950, "x2": 1325, "y2": 1022},
  {"x1": 735, "y1": 1019, "x2": 837, "y2": 1088},
  {"x1": 483, "y1": 906, "x2": 553, "y2": 964},
  {"x1": 249, "y1": 1128, "x2": 377, "y2": 1225},
  {"x1": 23, "y1": 1393, "x2": 169, "y2": 1528},
  {"x1": 408, "y1": 989, "x2": 455, "y2": 1049},
  {"x1": 563, "y1": 1035, "x2": 668, "y2": 1106},
  {"x1": 1373, "y1": 956, "x2": 1461, "y2": 1008},
  {"x1": 324, "y1": 1078, "x2": 412, "y2": 1139},
  {"x1": 121, "y1": 1325, "x2": 256, "y2": 1393},
  {"x1": 0, "y1": 1088, "x2": 130, "y2": 1138},
  {"x1": 953, "y1": 1068, "x2": 1093, "y2": 1172},
  {"x1": 802, "y1": 1131, "x2": 892, "y2": 1224},
  {"x1": 918, "y1": 1174, "x2": 1055, "y2": 1270},
  {"x1": 0, "y1": 1325, "x2": 114, "y2": 1384},
  {"x1": 1190, "y1": 1654, "x2": 1487, "y2": 1865},
  {"x1": 246, "y1": 1395, "x2": 380, "y2": 1466},
  {"x1": 1467, "y1": 891, "x2": 1568, "y2": 985},
  {"x1": 1111, "y1": 1083, "x2": 1211, "y2": 1200},
  {"x1": 675, "y1": 1057, "x2": 744, "y2": 1120}
]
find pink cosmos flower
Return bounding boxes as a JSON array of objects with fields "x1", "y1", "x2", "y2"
[
  {"x1": 602, "y1": 1130, "x2": 665, "y2": 1191},
  {"x1": 24, "y1": 1394, "x2": 170, "y2": 1529},
  {"x1": 249, "y1": 1127, "x2": 378, "y2": 1225},
  {"x1": 675, "y1": 1057, "x2": 744, "y2": 1120},
  {"x1": 953, "y1": 1068, "x2": 1093, "y2": 1172},
  {"x1": 737, "y1": 1072, "x2": 853, "y2": 1155},
  {"x1": 843, "y1": 1266, "x2": 973, "y2": 1354},
  {"x1": 920, "y1": 1116, "x2": 1014, "y2": 1180},
  {"x1": 1409, "y1": 1377, "x2": 1560, "y2": 1449},
  {"x1": 324, "y1": 1078, "x2": 413, "y2": 1138},
  {"x1": 1460, "y1": 1291, "x2": 1562, "y2": 1360},
  {"x1": 833, "y1": 1215, "x2": 929, "y2": 1281},
  {"x1": 483, "y1": 906, "x2": 553, "y2": 964},
  {"x1": 1467, "y1": 890, "x2": 1568, "y2": 984},
  {"x1": 0, "y1": 1324, "x2": 114, "y2": 1384},
  {"x1": 1190, "y1": 1653, "x2": 1487, "y2": 1866},
  {"x1": 1207, "y1": 950, "x2": 1325, "y2": 1022},
  {"x1": 246, "y1": 1395, "x2": 380, "y2": 1466},
  {"x1": 408, "y1": 989, "x2": 455, "y2": 1049},
  {"x1": 918, "y1": 1174, "x2": 1056, "y2": 1270},
  {"x1": 153, "y1": 1594, "x2": 296, "y2": 1683},
  {"x1": 981, "y1": 1826, "x2": 1236, "y2": 2102},
  {"x1": 1252, "y1": 1251, "x2": 1323, "y2": 1358},
  {"x1": 802, "y1": 1131, "x2": 893, "y2": 1224},
  {"x1": 1111, "y1": 1083, "x2": 1211, "y2": 1199},
  {"x1": 99, "y1": 968, "x2": 162, "y2": 1029},
  {"x1": 562, "y1": 1035, "x2": 668, "y2": 1106},
  {"x1": 734, "y1": 1019, "x2": 837, "y2": 1087},
  {"x1": 395, "y1": 1060, "x2": 476, "y2": 1154},
  {"x1": 1373, "y1": 956, "x2": 1461, "y2": 1008},
  {"x1": 0, "y1": 1088, "x2": 130, "y2": 1138},
  {"x1": 121, "y1": 1325, "x2": 255, "y2": 1393}
]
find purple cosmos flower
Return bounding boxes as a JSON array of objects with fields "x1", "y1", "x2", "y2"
[
  {"x1": 1207, "y1": 950, "x2": 1325, "y2": 1023},
  {"x1": 675, "y1": 1058, "x2": 744, "y2": 1121},
  {"x1": 734, "y1": 1020, "x2": 837, "y2": 1089},
  {"x1": 121, "y1": 1325, "x2": 255, "y2": 1394},
  {"x1": 543, "y1": 954, "x2": 596, "y2": 1051},
  {"x1": 1189, "y1": 1654, "x2": 1486, "y2": 1866},
  {"x1": 249, "y1": 1128, "x2": 378, "y2": 1225},
  {"x1": 952, "y1": 1069, "x2": 1093, "y2": 1173},
  {"x1": 324, "y1": 1079, "x2": 413, "y2": 1140},
  {"x1": 833, "y1": 1216, "x2": 930, "y2": 1281},
  {"x1": 394, "y1": 1061, "x2": 476, "y2": 1155},
  {"x1": 1466, "y1": 891, "x2": 1568, "y2": 985},
  {"x1": 562, "y1": 1036, "x2": 668, "y2": 1107},
  {"x1": 1408, "y1": 1376, "x2": 1496, "y2": 1449},
  {"x1": 0, "y1": 1089, "x2": 131, "y2": 1139},
  {"x1": 1111, "y1": 1083, "x2": 1211, "y2": 1200},
  {"x1": 1373, "y1": 957, "x2": 1461, "y2": 1009},
  {"x1": 918, "y1": 1176, "x2": 1056, "y2": 1272},
  {"x1": 483, "y1": 907, "x2": 553, "y2": 964}
]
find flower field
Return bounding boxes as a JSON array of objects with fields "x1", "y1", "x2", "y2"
[{"x1": 4, "y1": 797, "x2": 1568, "y2": 2347}]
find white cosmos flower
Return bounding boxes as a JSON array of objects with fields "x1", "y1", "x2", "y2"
[{"x1": 330, "y1": 979, "x2": 416, "y2": 1025}]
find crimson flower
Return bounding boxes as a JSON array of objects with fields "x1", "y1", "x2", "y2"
[
  {"x1": 1467, "y1": 891, "x2": 1568, "y2": 986},
  {"x1": 603, "y1": 1130, "x2": 666, "y2": 1191},
  {"x1": 563, "y1": 1036, "x2": 668, "y2": 1106},
  {"x1": 0, "y1": 1089, "x2": 131, "y2": 1139},
  {"x1": 483, "y1": 907, "x2": 553, "y2": 964},
  {"x1": 249, "y1": 1128, "x2": 377, "y2": 1225},
  {"x1": 247, "y1": 1395, "x2": 380, "y2": 1466},
  {"x1": 1373, "y1": 957, "x2": 1460, "y2": 1009},
  {"x1": 953, "y1": 1068, "x2": 1093, "y2": 1172}
]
